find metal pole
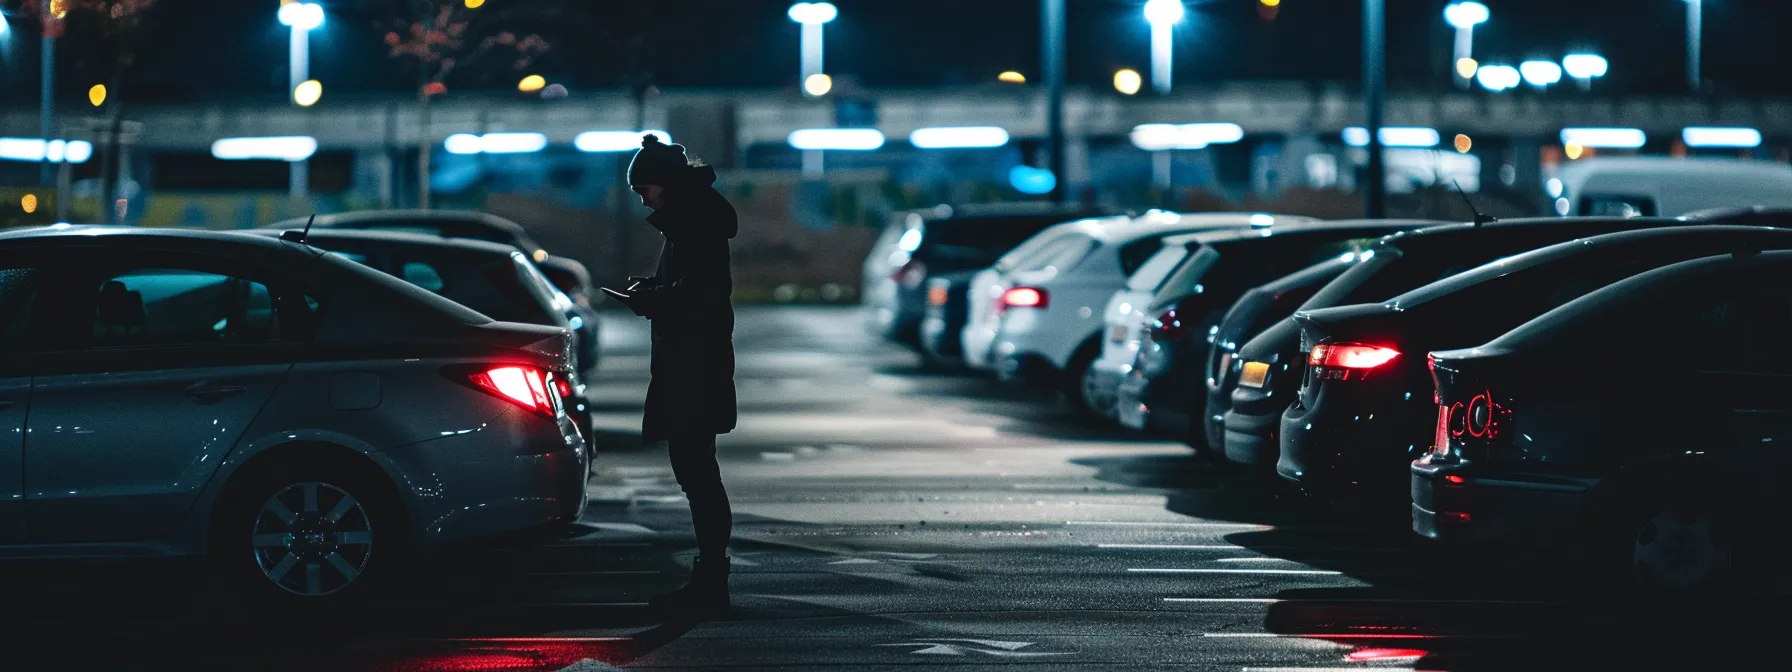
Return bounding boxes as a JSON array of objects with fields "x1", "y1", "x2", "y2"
[
  {"x1": 40, "y1": 34, "x2": 55, "y2": 186},
  {"x1": 1150, "y1": 22, "x2": 1173, "y2": 95},
  {"x1": 1686, "y1": 0, "x2": 1701, "y2": 92},
  {"x1": 1363, "y1": 0, "x2": 1386, "y2": 218},
  {"x1": 800, "y1": 22, "x2": 823, "y2": 95},
  {"x1": 1043, "y1": 0, "x2": 1066, "y2": 202},
  {"x1": 1452, "y1": 27, "x2": 1471, "y2": 89},
  {"x1": 290, "y1": 25, "x2": 309, "y2": 200}
]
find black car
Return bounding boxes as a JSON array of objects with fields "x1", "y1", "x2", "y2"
[
  {"x1": 1414, "y1": 249, "x2": 1792, "y2": 611},
  {"x1": 863, "y1": 204, "x2": 1119, "y2": 348},
  {"x1": 1114, "y1": 221, "x2": 1430, "y2": 444},
  {"x1": 248, "y1": 229, "x2": 595, "y2": 437},
  {"x1": 1222, "y1": 216, "x2": 1786, "y2": 474},
  {"x1": 1281, "y1": 225, "x2": 1792, "y2": 502},
  {"x1": 272, "y1": 211, "x2": 603, "y2": 374},
  {"x1": 1197, "y1": 254, "x2": 1366, "y2": 452}
]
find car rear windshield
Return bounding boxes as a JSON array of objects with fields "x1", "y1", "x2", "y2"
[
  {"x1": 1125, "y1": 243, "x2": 1189, "y2": 291},
  {"x1": 1011, "y1": 233, "x2": 1096, "y2": 273},
  {"x1": 1118, "y1": 236, "x2": 1171, "y2": 276},
  {"x1": 918, "y1": 216, "x2": 1077, "y2": 266},
  {"x1": 1302, "y1": 225, "x2": 1645, "y2": 311},
  {"x1": 313, "y1": 251, "x2": 493, "y2": 325}
]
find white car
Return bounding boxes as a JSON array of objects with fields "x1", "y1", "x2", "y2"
[
  {"x1": 960, "y1": 216, "x2": 1128, "y2": 371},
  {"x1": 991, "y1": 212, "x2": 1296, "y2": 411}
]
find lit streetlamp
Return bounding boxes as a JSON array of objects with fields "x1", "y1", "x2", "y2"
[
  {"x1": 1520, "y1": 60, "x2": 1562, "y2": 90},
  {"x1": 278, "y1": 1, "x2": 324, "y2": 200},
  {"x1": 1563, "y1": 53, "x2": 1608, "y2": 91},
  {"x1": 1142, "y1": 0, "x2": 1184, "y2": 95},
  {"x1": 787, "y1": 3, "x2": 837, "y2": 98},
  {"x1": 1443, "y1": 2, "x2": 1489, "y2": 90}
]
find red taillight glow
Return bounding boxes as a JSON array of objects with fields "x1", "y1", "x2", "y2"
[
  {"x1": 1002, "y1": 287, "x2": 1048, "y2": 309},
  {"x1": 1150, "y1": 307, "x2": 1185, "y2": 340},
  {"x1": 554, "y1": 378, "x2": 573, "y2": 397},
  {"x1": 1345, "y1": 648, "x2": 1427, "y2": 663},
  {"x1": 1309, "y1": 343, "x2": 1400, "y2": 369},
  {"x1": 894, "y1": 260, "x2": 928, "y2": 289},
  {"x1": 466, "y1": 366, "x2": 558, "y2": 419},
  {"x1": 1444, "y1": 474, "x2": 1466, "y2": 484}
]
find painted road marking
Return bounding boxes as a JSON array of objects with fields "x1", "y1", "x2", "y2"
[
  {"x1": 1218, "y1": 557, "x2": 1297, "y2": 563},
  {"x1": 1129, "y1": 568, "x2": 1344, "y2": 575},
  {"x1": 876, "y1": 639, "x2": 1072, "y2": 657},
  {"x1": 1098, "y1": 543, "x2": 1245, "y2": 550},
  {"x1": 1068, "y1": 521, "x2": 1269, "y2": 529},
  {"x1": 1097, "y1": 543, "x2": 1403, "y2": 552},
  {"x1": 1164, "y1": 597, "x2": 1568, "y2": 605}
]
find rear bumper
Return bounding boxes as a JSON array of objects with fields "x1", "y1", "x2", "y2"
[
  {"x1": 1222, "y1": 407, "x2": 1279, "y2": 469},
  {"x1": 921, "y1": 311, "x2": 964, "y2": 361},
  {"x1": 962, "y1": 325, "x2": 999, "y2": 371},
  {"x1": 1116, "y1": 374, "x2": 1191, "y2": 437},
  {"x1": 377, "y1": 408, "x2": 589, "y2": 549},
  {"x1": 1277, "y1": 406, "x2": 1421, "y2": 499},
  {"x1": 1410, "y1": 459, "x2": 1594, "y2": 545}
]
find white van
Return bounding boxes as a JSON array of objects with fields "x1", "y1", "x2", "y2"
[{"x1": 1557, "y1": 158, "x2": 1792, "y2": 217}]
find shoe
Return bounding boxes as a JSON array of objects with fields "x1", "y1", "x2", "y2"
[{"x1": 649, "y1": 557, "x2": 730, "y2": 618}]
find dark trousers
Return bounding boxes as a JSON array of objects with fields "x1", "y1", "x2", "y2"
[{"x1": 668, "y1": 433, "x2": 732, "y2": 562}]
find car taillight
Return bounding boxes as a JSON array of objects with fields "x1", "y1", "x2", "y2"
[
  {"x1": 894, "y1": 260, "x2": 928, "y2": 289},
  {"x1": 554, "y1": 377, "x2": 573, "y2": 398},
  {"x1": 454, "y1": 365, "x2": 560, "y2": 419},
  {"x1": 1001, "y1": 287, "x2": 1048, "y2": 310},
  {"x1": 1308, "y1": 343, "x2": 1399, "y2": 381},
  {"x1": 1150, "y1": 307, "x2": 1185, "y2": 340},
  {"x1": 927, "y1": 285, "x2": 950, "y2": 306},
  {"x1": 1437, "y1": 390, "x2": 1510, "y2": 459}
]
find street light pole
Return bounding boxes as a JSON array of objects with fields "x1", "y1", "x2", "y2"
[
  {"x1": 1143, "y1": 0, "x2": 1183, "y2": 95},
  {"x1": 1685, "y1": 0, "x2": 1701, "y2": 92},
  {"x1": 40, "y1": 32, "x2": 54, "y2": 186},
  {"x1": 788, "y1": 3, "x2": 837, "y2": 98},
  {"x1": 1443, "y1": 3, "x2": 1488, "y2": 90},
  {"x1": 1363, "y1": 0, "x2": 1386, "y2": 219},
  {"x1": 280, "y1": 2, "x2": 323, "y2": 201},
  {"x1": 1043, "y1": 0, "x2": 1066, "y2": 203}
]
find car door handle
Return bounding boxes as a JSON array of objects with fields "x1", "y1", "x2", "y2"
[{"x1": 185, "y1": 383, "x2": 248, "y2": 403}]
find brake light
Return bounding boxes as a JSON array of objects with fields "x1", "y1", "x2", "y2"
[
  {"x1": 460, "y1": 365, "x2": 559, "y2": 419},
  {"x1": 927, "y1": 285, "x2": 950, "y2": 306},
  {"x1": 1150, "y1": 307, "x2": 1186, "y2": 340},
  {"x1": 554, "y1": 377, "x2": 573, "y2": 398},
  {"x1": 1437, "y1": 388, "x2": 1511, "y2": 458},
  {"x1": 1309, "y1": 343, "x2": 1400, "y2": 369},
  {"x1": 1001, "y1": 287, "x2": 1048, "y2": 309},
  {"x1": 894, "y1": 260, "x2": 928, "y2": 289}
]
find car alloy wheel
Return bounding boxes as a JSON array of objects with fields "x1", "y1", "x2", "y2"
[
  {"x1": 251, "y1": 482, "x2": 375, "y2": 597},
  {"x1": 1629, "y1": 507, "x2": 1732, "y2": 602}
]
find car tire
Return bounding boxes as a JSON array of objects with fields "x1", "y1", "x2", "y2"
[
  {"x1": 1592, "y1": 481, "x2": 1748, "y2": 623},
  {"x1": 1076, "y1": 363, "x2": 1118, "y2": 420},
  {"x1": 213, "y1": 460, "x2": 408, "y2": 609}
]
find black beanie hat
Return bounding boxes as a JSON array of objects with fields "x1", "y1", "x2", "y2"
[{"x1": 627, "y1": 134, "x2": 691, "y2": 188}]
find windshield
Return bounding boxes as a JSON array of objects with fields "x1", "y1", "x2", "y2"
[{"x1": 1125, "y1": 243, "x2": 1190, "y2": 291}]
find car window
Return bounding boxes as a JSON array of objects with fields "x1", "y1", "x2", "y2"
[
  {"x1": 1580, "y1": 195, "x2": 1656, "y2": 218},
  {"x1": 92, "y1": 269, "x2": 280, "y2": 347},
  {"x1": 402, "y1": 261, "x2": 446, "y2": 292},
  {"x1": 0, "y1": 267, "x2": 40, "y2": 350},
  {"x1": 1118, "y1": 237, "x2": 1169, "y2": 276},
  {"x1": 514, "y1": 255, "x2": 571, "y2": 313},
  {"x1": 1014, "y1": 234, "x2": 1095, "y2": 273},
  {"x1": 1125, "y1": 244, "x2": 1189, "y2": 291}
]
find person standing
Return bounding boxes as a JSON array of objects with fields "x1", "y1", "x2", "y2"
[{"x1": 622, "y1": 134, "x2": 739, "y2": 617}]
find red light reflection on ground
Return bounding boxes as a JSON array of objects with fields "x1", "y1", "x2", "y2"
[
  {"x1": 1346, "y1": 647, "x2": 1429, "y2": 662},
  {"x1": 381, "y1": 639, "x2": 630, "y2": 672}
]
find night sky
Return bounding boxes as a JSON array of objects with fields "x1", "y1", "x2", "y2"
[{"x1": 3, "y1": 0, "x2": 1791, "y2": 103}]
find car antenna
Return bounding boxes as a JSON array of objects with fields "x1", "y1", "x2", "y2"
[
  {"x1": 1451, "y1": 179, "x2": 1496, "y2": 227},
  {"x1": 281, "y1": 213, "x2": 315, "y2": 244}
]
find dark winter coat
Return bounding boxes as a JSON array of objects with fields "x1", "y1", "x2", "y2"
[{"x1": 632, "y1": 167, "x2": 739, "y2": 443}]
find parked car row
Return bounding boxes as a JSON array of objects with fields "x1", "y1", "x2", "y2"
[
  {"x1": 870, "y1": 203, "x2": 1792, "y2": 612},
  {"x1": 0, "y1": 212, "x2": 604, "y2": 606}
]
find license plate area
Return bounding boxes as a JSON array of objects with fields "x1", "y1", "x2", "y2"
[{"x1": 1240, "y1": 361, "x2": 1269, "y2": 388}]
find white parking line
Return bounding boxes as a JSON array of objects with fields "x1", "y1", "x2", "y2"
[
  {"x1": 1218, "y1": 557, "x2": 1296, "y2": 563},
  {"x1": 1098, "y1": 543, "x2": 1245, "y2": 550},
  {"x1": 1068, "y1": 521, "x2": 1269, "y2": 529},
  {"x1": 1129, "y1": 568, "x2": 1344, "y2": 575},
  {"x1": 1165, "y1": 597, "x2": 1569, "y2": 605},
  {"x1": 1097, "y1": 542, "x2": 1405, "y2": 552}
]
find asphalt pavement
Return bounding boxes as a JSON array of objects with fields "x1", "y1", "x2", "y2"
[{"x1": 2, "y1": 306, "x2": 1782, "y2": 671}]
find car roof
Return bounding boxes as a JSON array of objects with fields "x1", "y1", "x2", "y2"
[
  {"x1": 0, "y1": 224, "x2": 307, "y2": 255},
  {"x1": 241, "y1": 228, "x2": 523, "y2": 257},
  {"x1": 913, "y1": 202, "x2": 1124, "y2": 222},
  {"x1": 1468, "y1": 249, "x2": 1792, "y2": 355},
  {"x1": 1369, "y1": 216, "x2": 1691, "y2": 249},
  {"x1": 1095, "y1": 212, "x2": 1317, "y2": 244},
  {"x1": 1161, "y1": 219, "x2": 1435, "y2": 247},
  {"x1": 270, "y1": 209, "x2": 530, "y2": 234},
  {"x1": 1390, "y1": 225, "x2": 1792, "y2": 308}
]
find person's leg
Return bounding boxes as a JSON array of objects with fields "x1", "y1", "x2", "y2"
[
  {"x1": 654, "y1": 432, "x2": 732, "y2": 614},
  {"x1": 667, "y1": 432, "x2": 733, "y2": 562}
]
